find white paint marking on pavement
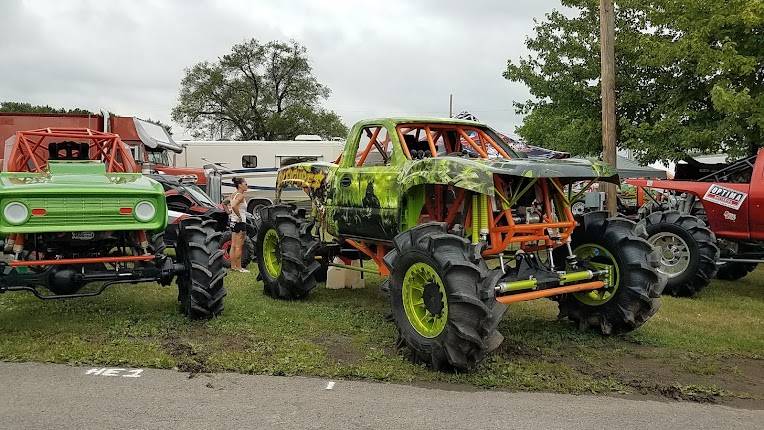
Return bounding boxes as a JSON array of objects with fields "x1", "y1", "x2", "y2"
[
  {"x1": 325, "y1": 381, "x2": 335, "y2": 390},
  {"x1": 122, "y1": 369, "x2": 144, "y2": 378},
  {"x1": 85, "y1": 367, "x2": 144, "y2": 378}
]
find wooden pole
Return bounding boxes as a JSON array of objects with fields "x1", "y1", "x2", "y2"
[{"x1": 600, "y1": 0, "x2": 618, "y2": 215}]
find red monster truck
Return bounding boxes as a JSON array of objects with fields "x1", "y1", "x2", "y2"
[{"x1": 627, "y1": 149, "x2": 764, "y2": 296}]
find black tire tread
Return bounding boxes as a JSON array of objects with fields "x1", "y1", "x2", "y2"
[
  {"x1": 716, "y1": 262, "x2": 757, "y2": 281},
  {"x1": 385, "y1": 222, "x2": 506, "y2": 371},
  {"x1": 637, "y1": 210, "x2": 719, "y2": 297},
  {"x1": 177, "y1": 216, "x2": 227, "y2": 319},
  {"x1": 556, "y1": 212, "x2": 665, "y2": 335},
  {"x1": 256, "y1": 204, "x2": 322, "y2": 300}
]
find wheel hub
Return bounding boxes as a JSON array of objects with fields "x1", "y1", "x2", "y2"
[
  {"x1": 572, "y1": 244, "x2": 620, "y2": 306},
  {"x1": 262, "y1": 229, "x2": 282, "y2": 278},
  {"x1": 422, "y1": 282, "x2": 444, "y2": 316},
  {"x1": 402, "y1": 262, "x2": 448, "y2": 338},
  {"x1": 648, "y1": 232, "x2": 690, "y2": 278}
]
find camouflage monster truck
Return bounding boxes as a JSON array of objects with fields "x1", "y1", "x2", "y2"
[
  {"x1": 256, "y1": 118, "x2": 665, "y2": 371},
  {"x1": 0, "y1": 128, "x2": 226, "y2": 318}
]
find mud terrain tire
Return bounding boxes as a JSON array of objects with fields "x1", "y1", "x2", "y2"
[
  {"x1": 637, "y1": 210, "x2": 718, "y2": 297},
  {"x1": 716, "y1": 262, "x2": 757, "y2": 281},
  {"x1": 176, "y1": 217, "x2": 227, "y2": 319},
  {"x1": 256, "y1": 205, "x2": 321, "y2": 300},
  {"x1": 385, "y1": 222, "x2": 506, "y2": 371},
  {"x1": 556, "y1": 212, "x2": 664, "y2": 335}
]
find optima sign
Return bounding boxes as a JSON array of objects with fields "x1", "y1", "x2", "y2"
[{"x1": 703, "y1": 184, "x2": 748, "y2": 210}]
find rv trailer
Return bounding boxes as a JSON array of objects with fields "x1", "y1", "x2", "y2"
[{"x1": 178, "y1": 137, "x2": 344, "y2": 213}]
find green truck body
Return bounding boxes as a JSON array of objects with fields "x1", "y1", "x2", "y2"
[
  {"x1": 276, "y1": 117, "x2": 616, "y2": 241},
  {"x1": 0, "y1": 127, "x2": 225, "y2": 319},
  {"x1": 0, "y1": 161, "x2": 166, "y2": 235}
]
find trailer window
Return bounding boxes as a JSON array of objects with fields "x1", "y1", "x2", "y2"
[{"x1": 242, "y1": 155, "x2": 258, "y2": 168}]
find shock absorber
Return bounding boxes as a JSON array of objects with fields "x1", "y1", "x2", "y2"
[
  {"x1": 471, "y1": 195, "x2": 479, "y2": 244},
  {"x1": 479, "y1": 194, "x2": 489, "y2": 242}
]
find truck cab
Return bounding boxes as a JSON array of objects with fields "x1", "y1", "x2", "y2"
[{"x1": 628, "y1": 148, "x2": 764, "y2": 241}]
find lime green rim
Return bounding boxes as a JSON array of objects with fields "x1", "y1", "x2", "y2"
[
  {"x1": 573, "y1": 244, "x2": 619, "y2": 306},
  {"x1": 402, "y1": 262, "x2": 448, "y2": 338},
  {"x1": 262, "y1": 228, "x2": 282, "y2": 278}
]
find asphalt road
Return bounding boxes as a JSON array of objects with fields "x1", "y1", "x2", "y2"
[{"x1": 0, "y1": 362, "x2": 761, "y2": 429}]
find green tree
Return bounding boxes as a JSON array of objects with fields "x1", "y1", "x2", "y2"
[
  {"x1": 172, "y1": 39, "x2": 348, "y2": 141},
  {"x1": 0, "y1": 101, "x2": 92, "y2": 115},
  {"x1": 504, "y1": 0, "x2": 763, "y2": 163}
]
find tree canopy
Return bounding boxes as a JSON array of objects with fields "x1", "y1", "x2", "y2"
[
  {"x1": 504, "y1": 0, "x2": 763, "y2": 163},
  {"x1": 172, "y1": 39, "x2": 348, "y2": 141},
  {"x1": 0, "y1": 101, "x2": 92, "y2": 115}
]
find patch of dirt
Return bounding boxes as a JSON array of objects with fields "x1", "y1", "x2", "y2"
[
  {"x1": 554, "y1": 345, "x2": 764, "y2": 408},
  {"x1": 161, "y1": 336, "x2": 211, "y2": 377},
  {"x1": 214, "y1": 334, "x2": 251, "y2": 353},
  {"x1": 313, "y1": 334, "x2": 363, "y2": 365}
]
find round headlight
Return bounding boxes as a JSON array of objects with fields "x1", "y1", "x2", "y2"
[
  {"x1": 4, "y1": 202, "x2": 29, "y2": 225},
  {"x1": 134, "y1": 201, "x2": 156, "y2": 222}
]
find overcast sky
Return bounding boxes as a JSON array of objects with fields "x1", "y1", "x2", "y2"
[{"x1": 0, "y1": 0, "x2": 564, "y2": 138}]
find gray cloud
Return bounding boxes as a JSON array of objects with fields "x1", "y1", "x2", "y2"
[{"x1": 0, "y1": 0, "x2": 563, "y2": 137}]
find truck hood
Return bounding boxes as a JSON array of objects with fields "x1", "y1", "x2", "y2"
[
  {"x1": 0, "y1": 162, "x2": 164, "y2": 196},
  {"x1": 399, "y1": 156, "x2": 618, "y2": 196}
]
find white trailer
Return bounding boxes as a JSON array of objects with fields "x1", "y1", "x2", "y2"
[{"x1": 178, "y1": 136, "x2": 344, "y2": 211}]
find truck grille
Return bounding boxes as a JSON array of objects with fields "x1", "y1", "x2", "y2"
[{"x1": 21, "y1": 197, "x2": 145, "y2": 228}]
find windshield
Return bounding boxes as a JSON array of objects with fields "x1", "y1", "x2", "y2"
[
  {"x1": 181, "y1": 184, "x2": 215, "y2": 206},
  {"x1": 396, "y1": 124, "x2": 520, "y2": 160},
  {"x1": 147, "y1": 150, "x2": 170, "y2": 166}
]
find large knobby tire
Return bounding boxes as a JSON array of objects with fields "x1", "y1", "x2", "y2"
[
  {"x1": 556, "y1": 212, "x2": 664, "y2": 335},
  {"x1": 220, "y1": 230, "x2": 255, "y2": 268},
  {"x1": 637, "y1": 200, "x2": 673, "y2": 219},
  {"x1": 637, "y1": 210, "x2": 719, "y2": 297},
  {"x1": 176, "y1": 217, "x2": 227, "y2": 319},
  {"x1": 150, "y1": 231, "x2": 166, "y2": 256},
  {"x1": 256, "y1": 205, "x2": 321, "y2": 300},
  {"x1": 384, "y1": 222, "x2": 506, "y2": 371},
  {"x1": 716, "y1": 262, "x2": 757, "y2": 281}
]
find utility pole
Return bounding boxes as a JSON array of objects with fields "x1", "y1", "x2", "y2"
[
  {"x1": 449, "y1": 94, "x2": 453, "y2": 118},
  {"x1": 600, "y1": 0, "x2": 618, "y2": 215}
]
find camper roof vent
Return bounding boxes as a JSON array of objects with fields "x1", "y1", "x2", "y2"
[{"x1": 294, "y1": 134, "x2": 322, "y2": 141}]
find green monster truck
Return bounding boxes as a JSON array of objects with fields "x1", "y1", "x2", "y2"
[
  {"x1": 256, "y1": 118, "x2": 665, "y2": 370},
  {"x1": 0, "y1": 128, "x2": 226, "y2": 318}
]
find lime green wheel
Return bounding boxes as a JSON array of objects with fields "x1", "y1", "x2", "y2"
[
  {"x1": 255, "y1": 205, "x2": 322, "y2": 300},
  {"x1": 402, "y1": 262, "x2": 448, "y2": 338},
  {"x1": 261, "y1": 228, "x2": 282, "y2": 279},
  {"x1": 571, "y1": 244, "x2": 619, "y2": 306},
  {"x1": 555, "y1": 212, "x2": 664, "y2": 335},
  {"x1": 386, "y1": 223, "x2": 506, "y2": 371}
]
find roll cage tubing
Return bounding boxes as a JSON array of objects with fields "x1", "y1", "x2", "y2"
[
  {"x1": 4, "y1": 128, "x2": 145, "y2": 268},
  {"x1": 343, "y1": 123, "x2": 576, "y2": 274},
  {"x1": 7, "y1": 128, "x2": 139, "y2": 173},
  {"x1": 395, "y1": 124, "x2": 575, "y2": 256}
]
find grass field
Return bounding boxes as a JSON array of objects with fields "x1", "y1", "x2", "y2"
[{"x1": 1, "y1": 264, "x2": 762, "y2": 406}]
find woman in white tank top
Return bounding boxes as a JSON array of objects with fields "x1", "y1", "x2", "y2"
[{"x1": 228, "y1": 177, "x2": 249, "y2": 272}]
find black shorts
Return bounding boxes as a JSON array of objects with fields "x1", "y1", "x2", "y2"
[{"x1": 232, "y1": 222, "x2": 246, "y2": 233}]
